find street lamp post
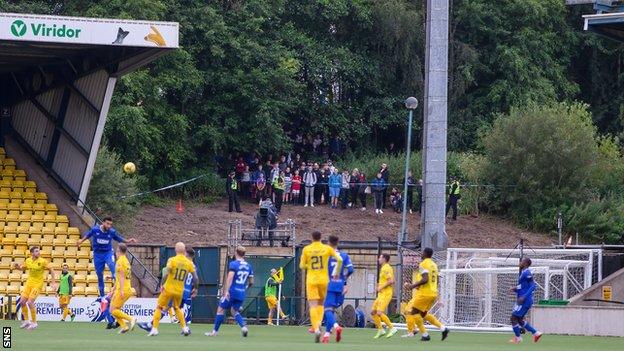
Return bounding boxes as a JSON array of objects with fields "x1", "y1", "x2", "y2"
[{"x1": 397, "y1": 96, "x2": 418, "y2": 305}]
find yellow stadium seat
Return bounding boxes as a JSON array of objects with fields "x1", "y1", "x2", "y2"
[
  {"x1": 54, "y1": 227, "x2": 68, "y2": 239},
  {"x1": 3, "y1": 157, "x2": 15, "y2": 166},
  {"x1": 40, "y1": 236, "x2": 52, "y2": 246},
  {"x1": 42, "y1": 227, "x2": 54, "y2": 240},
  {"x1": 1, "y1": 169, "x2": 14, "y2": 178},
  {"x1": 6, "y1": 285, "x2": 19, "y2": 295},
  {"x1": 56, "y1": 215, "x2": 69, "y2": 228},
  {"x1": 19, "y1": 213, "x2": 32, "y2": 225},
  {"x1": 9, "y1": 191, "x2": 21, "y2": 201},
  {"x1": 11, "y1": 180, "x2": 24, "y2": 193},
  {"x1": 7, "y1": 203, "x2": 20, "y2": 215},
  {"x1": 33, "y1": 203, "x2": 46, "y2": 216},
  {"x1": 73, "y1": 286, "x2": 85, "y2": 296},
  {"x1": 45, "y1": 203, "x2": 58, "y2": 216},
  {"x1": 52, "y1": 237, "x2": 66, "y2": 246},
  {"x1": 0, "y1": 261, "x2": 9, "y2": 270},
  {"x1": 24, "y1": 181, "x2": 37, "y2": 193},
  {"x1": 0, "y1": 190, "x2": 8, "y2": 199},
  {"x1": 27, "y1": 238, "x2": 40, "y2": 247},
  {"x1": 45, "y1": 285, "x2": 57, "y2": 295},
  {"x1": 31, "y1": 214, "x2": 44, "y2": 228},
  {"x1": 15, "y1": 237, "x2": 27, "y2": 249},
  {"x1": 1, "y1": 236, "x2": 15, "y2": 247},
  {"x1": 29, "y1": 227, "x2": 42, "y2": 239},
  {"x1": 17, "y1": 225, "x2": 29, "y2": 236},
  {"x1": 65, "y1": 257, "x2": 77, "y2": 266},
  {"x1": 47, "y1": 262, "x2": 61, "y2": 271},
  {"x1": 75, "y1": 261, "x2": 88, "y2": 272},
  {"x1": 85, "y1": 286, "x2": 98, "y2": 296},
  {"x1": 86, "y1": 274, "x2": 98, "y2": 284},
  {"x1": 5, "y1": 215, "x2": 18, "y2": 227},
  {"x1": 0, "y1": 250, "x2": 12, "y2": 262},
  {"x1": 0, "y1": 204, "x2": 7, "y2": 217},
  {"x1": 51, "y1": 247, "x2": 65, "y2": 258},
  {"x1": 66, "y1": 238, "x2": 77, "y2": 246},
  {"x1": 14, "y1": 169, "x2": 26, "y2": 181},
  {"x1": 74, "y1": 274, "x2": 86, "y2": 284},
  {"x1": 77, "y1": 250, "x2": 90, "y2": 260},
  {"x1": 21, "y1": 192, "x2": 35, "y2": 205},
  {"x1": 65, "y1": 245, "x2": 77, "y2": 255},
  {"x1": 13, "y1": 256, "x2": 25, "y2": 264},
  {"x1": 35, "y1": 192, "x2": 48, "y2": 205},
  {"x1": 40, "y1": 249, "x2": 51, "y2": 259},
  {"x1": 0, "y1": 180, "x2": 11, "y2": 192},
  {"x1": 8, "y1": 272, "x2": 21, "y2": 281},
  {"x1": 0, "y1": 285, "x2": 6, "y2": 295},
  {"x1": 12, "y1": 248, "x2": 26, "y2": 258},
  {"x1": 0, "y1": 271, "x2": 8, "y2": 281}
]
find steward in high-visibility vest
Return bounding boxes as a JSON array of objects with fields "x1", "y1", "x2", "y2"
[
  {"x1": 58, "y1": 263, "x2": 76, "y2": 321},
  {"x1": 445, "y1": 178, "x2": 461, "y2": 220}
]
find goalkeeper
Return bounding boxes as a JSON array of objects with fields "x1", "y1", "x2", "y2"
[{"x1": 265, "y1": 268, "x2": 287, "y2": 325}]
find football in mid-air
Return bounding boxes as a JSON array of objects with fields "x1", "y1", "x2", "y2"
[{"x1": 123, "y1": 162, "x2": 136, "y2": 174}]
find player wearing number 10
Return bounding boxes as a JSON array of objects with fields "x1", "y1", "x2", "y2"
[
  {"x1": 299, "y1": 231, "x2": 342, "y2": 343},
  {"x1": 205, "y1": 245, "x2": 254, "y2": 337},
  {"x1": 148, "y1": 242, "x2": 199, "y2": 337}
]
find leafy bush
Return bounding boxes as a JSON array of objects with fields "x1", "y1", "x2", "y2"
[{"x1": 86, "y1": 146, "x2": 139, "y2": 230}]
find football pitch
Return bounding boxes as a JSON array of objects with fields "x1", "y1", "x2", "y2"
[{"x1": 3, "y1": 320, "x2": 623, "y2": 351}]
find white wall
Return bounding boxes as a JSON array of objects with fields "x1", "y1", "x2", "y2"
[{"x1": 532, "y1": 305, "x2": 624, "y2": 337}]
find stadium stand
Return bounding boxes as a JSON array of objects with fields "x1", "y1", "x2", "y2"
[{"x1": 0, "y1": 147, "x2": 110, "y2": 296}]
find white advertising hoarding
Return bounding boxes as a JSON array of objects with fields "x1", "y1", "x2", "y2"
[
  {"x1": 11, "y1": 296, "x2": 181, "y2": 323},
  {"x1": 0, "y1": 12, "x2": 178, "y2": 48}
]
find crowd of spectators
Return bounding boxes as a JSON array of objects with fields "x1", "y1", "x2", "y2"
[{"x1": 223, "y1": 151, "x2": 423, "y2": 216}]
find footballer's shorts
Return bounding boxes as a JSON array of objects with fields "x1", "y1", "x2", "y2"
[
  {"x1": 219, "y1": 296, "x2": 244, "y2": 311},
  {"x1": 324, "y1": 291, "x2": 344, "y2": 309},
  {"x1": 266, "y1": 295, "x2": 278, "y2": 309},
  {"x1": 111, "y1": 289, "x2": 133, "y2": 309},
  {"x1": 512, "y1": 299, "x2": 533, "y2": 319},
  {"x1": 407, "y1": 294, "x2": 437, "y2": 314},
  {"x1": 21, "y1": 283, "x2": 42, "y2": 301},
  {"x1": 306, "y1": 283, "x2": 328, "y2": 302},
  {"x1": 58, "y1": 295, "x2": 71, "y2": 306},
  {"x1": 372, "y1": 293, "x2": 392, "y2": 312},
  {"x1": 157, "y1": 290, "x2": 183, "y2": 310}
]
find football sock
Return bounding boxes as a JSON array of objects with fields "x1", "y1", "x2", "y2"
[
  {"x1": 279, "y1": 310, "x2": 287, "y2": 318},
  {"x1": 324, "y1": 310, "x2": 335, "y2": 333},
  {"x1": 175, "y1": 307, "x2": 187, "y2": 329},
  {"x1": 512, "y1": 324, "x2": 522, "y2": 337},
  {"x1": 405, "y1": 315, "x2": 416, "y2": 333},
  {"x1": 111, "y1": 309, "x2": 128, "y2": 328},
  {"x1": 29, "y1": 305, "x2": 37, "y2": 323},
  {"x1": 414, "y1": 314, "x2": 426, "y2": 334},
  {"x1": 521, "y1": 321, "x2": 537, "y2": 334},
  {"x1": 315, "y1": 306, "x2": 325, "y2": 330},
  {"x1": 214, "y1": 314, "x2": 225, "y2": 332},
  {"x1": 380, "y1": 313, "x2": 393, "y2": 328},
  {"x1": 234, "y1": 313, "x2": 245, "y2": 328},
  {"x1": 372, "y1": 314, "x2": 382, "y2": 330},
  {"x1": 62, "y1": 307, "x2": 70, "y2": 320},
  {"x1": 424, "y1": 314, "x2": 443, "y2": 329},
  {"x1": 22, "y1": 305, "x2": 29, "y2": 321},
  {"x1": 153, "y1": 308, "x2": 162, "y2": 329}
]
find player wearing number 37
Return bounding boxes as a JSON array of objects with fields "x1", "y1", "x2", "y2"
[
  {"x1": 148, "y1": 242, "x2": 199, "y2": 336},
  {"x1": 205, "y1": 245, "x2": 254, "y2": 337}
]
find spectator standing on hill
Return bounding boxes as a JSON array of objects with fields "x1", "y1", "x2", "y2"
[
  {"x1": 226, "y1": 171, "x2": 242, "y2": 213},
  {"x1": 328, "y1": 169, "x2": 342, "y2": 209},
  {"x1": 273, "y1": 172, "x2": 285, "y2": 214},
  {"x1": 350, "y1": 169, "x2": 360, "y2": 208},
  {"x1": 379, "y1": 163, "x2": 390, "y2": 208},
  {"x1": 264, "y1": 160, "x2": 273, "y2": 197},
  {"x1": 283, "y1": 168, "x2": 292, "y2": 204},
  {"x1": 404, "y1": 171, "x2": 415, "y2": 214},
  {"x1": 318, "y1": 168, "x2": 329, "y2": 205},
  {"x1": 304, "y1": 166, "x2": 317, "y2": 207},
  {"x1": 340, "y1": 169, "x2": 351, "y2": 209},
  {"x1": 446, "y1": 177, "x2": 461, "y2": 221},
  {"x1": 291, "y1": 170, "x2": 302, "y2": 204},
  {"x1": 235, "y1": 157, "x2": 246, "y2": 180},
  {"x1": 390, "y1": 188, "x2": 402, "y2": 213},
  {"x1": 279, "y1": 155, "x2": 288, "y2": 172},
  {"x1": 241, "y1": 166, "x2": 251, "y2": 198},
  {"x1": 358, "y1": 172, "x2": 368, "y2": 211},
  {"x1": 372, "y1": 173, "x2": 386, "y2": 214},
  {"x1": 252, "y1": 165, "x2": 264, "y2": 200}
]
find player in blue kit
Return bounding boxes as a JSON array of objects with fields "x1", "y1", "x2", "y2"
[
  {"x1": 138, "y1": 247, "x2": 196, "y2": 333},
  {"x1": 321, "y1": 235, "x2": 354, "y2": 344},
  {"x1": 77, "y1": 217, "x2": 136, "y2": 297},
  {"x1": 509, "y1": 257, "x2": 543, "y2": 344},
  {"x1": 205, "y1": 245, "x2": 254, "y2": 337}
]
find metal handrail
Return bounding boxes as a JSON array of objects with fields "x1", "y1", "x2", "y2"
[{"x1": 75, "y1": 197, "x2": 160, "y2": 295}]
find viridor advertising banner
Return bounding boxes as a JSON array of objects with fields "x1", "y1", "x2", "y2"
[
  {"x1": 10, "y1": 296, "x2": 184, "y2": 323},
  {"x1": 0, "y1": 13, "x2": 178, "y2": 48}
]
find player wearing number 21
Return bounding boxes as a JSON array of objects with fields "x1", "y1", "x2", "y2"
[
  {"x1": 148, "y1": 242, "x2": 199, "y2": 336},
  {"x1": 205, "y1": 245, "x2": 254, "y2": 337},
  {"x1": 299, "y1": 231, "x2": 343, "y2": 343}
]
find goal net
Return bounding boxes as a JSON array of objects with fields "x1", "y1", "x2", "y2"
[{"x1": 399, "y1": 247, "x2": 602, "y2": 331}]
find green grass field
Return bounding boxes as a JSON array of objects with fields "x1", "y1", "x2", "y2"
[{"x1": 2, "y1": 320, "x2": 622, "y2": 351}]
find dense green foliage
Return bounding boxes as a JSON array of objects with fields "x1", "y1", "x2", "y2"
[
  {"x1": 3, "y1": 1, "x2": 624, "y2": 242},
  {"x1": 86, "y1": 146, "x2": 139, "y2": 230}
]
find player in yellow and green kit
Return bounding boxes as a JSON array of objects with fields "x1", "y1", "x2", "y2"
[
  {"x1": 265, "y1": 268, "x2": 287, "y2": 325},
  {"x1": 110, "y1": 243, "x2": 137, "y2": 333},
  {"x1": 58, "y1": 263, "x2": 75, "y2": 322},
  {"x1": 403, "y1": 247, "x2": 449, "y2": 342},
  {"x1": 371, "y1": 253, "x2": 398, "y2": 339},
  {"x1": 299, "y1": 231, "x2": 342, "y2": 343},
  {"x1": 13, "y1": 246, "x2": 57, "y2": 330},
  {"x1": 148, "y1": 242, "x2": 198, "y2": 337}
]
